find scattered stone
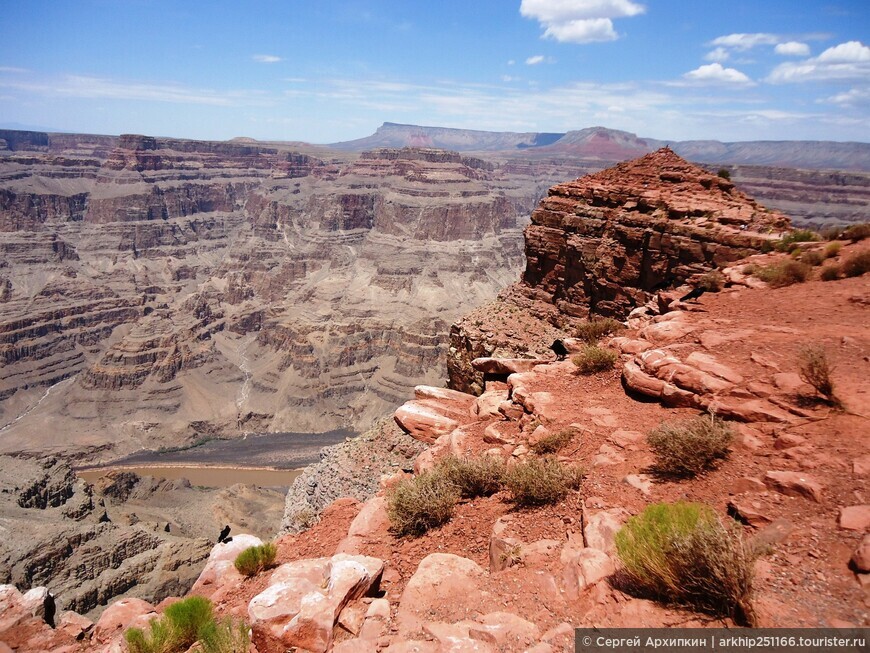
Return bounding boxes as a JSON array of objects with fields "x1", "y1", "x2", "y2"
[
  {"x1": 851, "y1": 534, "x2": 870, "y2": 573},
  {"x1": 774, "y1": 433, "x2": 807, "y2": 450},
  {"x1": 838, "y1": 506, "x2": 870, "y2": 532},
  {"x1": 609, "y1": 429, "x2": 644, "y2": 450},
  {"x1": 764, "y1": 471, "x2": 824, "y2": 502},
  {"x1": 562, "y1": 548, "x2": 615, "y2": 599},
  {"x1": 623, "y1": 474, "x2": 653, "y2": 496},
  {"x1": 584, "y1": 508, "x2": 630, "y2": 554},
  {"x1": 727, "y1": 500, "x2": 773, "y2": 528},
  {"x1": 772, "y1": 372, "x2": 808, "y2": 394},
  {"x1": 733, "y1": 476, "x2": 767, "y2": 493}
]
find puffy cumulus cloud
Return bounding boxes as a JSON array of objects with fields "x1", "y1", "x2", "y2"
[
  {"x1": 682, "y1": 63, "x2": 753, "y2": 85},
  {"x1": 821, "y1": 87, "x2": 870, "y2": 106},
  {"x1": 520, "y1": 0, "x2": 646, "y2": 44},
  {"x1": 710, "y1": 33, "x2": 779, "y2": 51},
  {"x1": 526, "y1": 55, "x2": 546, "y2": 65},
  {"x1": 768, "y1": 41, "x2": 870, "y2": 82},
  {"x1": 774, "y1": 41, "x2": 810, "y2": 57},
  {"x1": 252, "y1": 54, "x2": 282, "y2": 63}
]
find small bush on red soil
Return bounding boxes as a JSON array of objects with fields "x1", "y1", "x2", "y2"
[
  {"x1": 697, "y1": 270, "x2": 725, "y2": 292},
  {"x1": 575, "y1": 317, "x2": 624, "y2": 343},
  {"x1": 800, "y1": 250, "x2": 824, "y2": 267},
  {"x1": 572, "y1": 345, "x2": 618, "y2": 374},
  {"x1": 505, "y1": 456, "x2": 583, "y2": 507},
  {"x1": 438, "y1": 455, "x2": 506, "y2": 498},
  {"x1": 820, "y1": 264, "x2": 841, "y2": 282},
  {"x1": 615, "y1": 502, "x2": 758, "y2": 626},
  {"x1": 774, "y1": 229, "x2": 819, "y2": 253},
  {"x1": 530, "y1": 429, "x2": 574, "y2": 455},
  {"x1": 234, "y1": 542, "x2": 277, "y2": 577},
  {"x1": 823, "y1": 241, "x2": 841, "y2": 259},
  {"x1": 387, "y1": 469, "x2": 460, "y2": 536},
  {"x1": 841, "y1": 251, "x2": 870, "y2": 278},
  {"x1": 647, "y1": 415, "x2": 733, "y2": 477},
  {"x1": 842, "y1": 223, "x2": 870, "y2": 242},
  {"x1": 798, "y1": 345, "x2": 839, "y2": 406},
  {"x1": 753, "y1": 260, "x2": 811, "y2": 287}
]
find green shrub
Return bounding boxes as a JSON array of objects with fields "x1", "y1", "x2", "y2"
[
  {"x1": 505, "y1": 456, "x2": 582, "y2": 507},
  {"x1": 530, "y1": 429, "x2": 574, "y2": 455},
  {"x1": 615, "y1": 502, "x2": 757, "y2": 625},
  {"x1": 716, "y1": 168, "x2": 731, "y2": 180},
  {"x1": 438, "y1": 455, "x2": 505, "y2": 498},
  {"x1": 820, "y1": 264, "x2": 840, "y2": 281},
  {"x1": 823, "y1": 241, "x2": 841, "y2": 259},
  {"x1": 774, "y1": 229, "x2": 819, "y2": 252},
  {"x1": 798, "y1": 345, "x2": 838, "y2": 405},
  {"x1": 125, "y1": 618, "x2": 174, "y2": 653},
  {"x1": 647, "y1": 415, "x2": 733, "y2": 477},
  {"x1": 387, "y1": 469, "x2": 460, "y2": 536},
  {"x1": 571, "y1": 345, "x2": 618, "y2": 374},
  {"x1": 842, "y1": 251, "x2": 870, "y2": 277},
  {"x1": 164, "y1": 596, "x2": 215, "y2": 650},
  {"x1": 842, "y1": 223, "x2": 870, "y2": 242},
  {"x1": 234, "y1": 542, "x2": 277, "y2": 577},
  {"x1": 575, "y1": 317, "x2": 624, "y2": 343},
  {"x1": 199, "y1": 617, "x2": 251, "y2": 653},
  {"x1": 753, "y1": 260, "x2": 810, "y2": 287}
]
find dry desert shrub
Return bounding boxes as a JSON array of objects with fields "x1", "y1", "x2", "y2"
[
  {"x1": 842, "y1": 223, "x2": 870, "y2": 242},
  {"x1": 798, "y1": 345, "x2": 839, "y2": 406},
  {"x1": 234, "y1": 542, "x2": 277, "y2": 577},
  {"x1": 647, "y1": 414, "x2": 733, "y2": 478},
  {"x1": 615, "y1": 502, "x2": 758, "y2": 626},
  {"x1": 753, "y1": 260, "x2": 810, "y2": 287},
  {"x1": 842, "y1": 250, "x2": 870, "y2": 277},
  {"x1": 774, "y1": 228, "x2": 819, "y2": 253},
  {"x1": 820, "y1": 264, "x2": 841, "y2": 281},
  {"x1": 823, "y1": 241, "x2": 842, "y2": 258},
  {"x1": 438, "y1": 455, "x2": 506, "y2": 498},
  {"x1": 530, "y1": 428, "x2": 574, "y2": 455},
  {"x1": 505, "y1": 456, "x2": 583, "y2": 507},
  {"x1": 697, "y1": 270, "x2": 725, "y2": 292},
  {"x1": 575, "y1": 317, "x2": 624, "y2": 343},
  {"x1": 800, "y1": 250, "x2": 824, "y2": 267},
  {"x1": 572, "y1": 345, "x2": 618, "y2": 374},
  {"x1": 387, "y1": 469, "x2": 460, "y2": 536}
]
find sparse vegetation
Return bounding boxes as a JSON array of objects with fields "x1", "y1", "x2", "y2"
[
  {"x1": 505, "y1": 456, "x2": 583, "y2": 507},
  {"x1": 575, "y1": 317, "x2": 624, "y2": 343},
  {"x1": 774, "y1": 229, "x2": 819, "y2": 253},
  {"x1": 530, "y1": 429, "x2": 574, "y2": 455},
  {"x1": 798, "y1": 345, "x2": 839, "y2": 406},
  {"x1": 234, "y1": 542, "x2": 277, "y2": 577},
  {"x1": 697, "y1": 270, "x2": 725, "y2": 292},
  {"x1": 438, "y1": 455, "x2": 506, "y2": 498},
  {"x1": 571, "y1": 345, "x2": 618, "y2": 374},
  {"x1": 823, "y1": 241, "x2": 842, "y2": 259},
  {"x1": 125, "y1": 597, "x2": 231, "y2": 653},
  {"x1": 387, "y1": 469, "x2": 460, "y2": 536},
  {"x1": 716, "y1": 168, "x2": 731, "y2": 180},
  {"x1": 820, "y1": 264, "x2": 841, "y2": 282},
  {"x1": 647, "y1": 414, "x2": 733, "y2": 478},
  {"x1": 752, "y1": 260, "x2": 810, "y2": 287},
  {"x1": 842, "y1": 251, "x2": 870, "y2": 278},
  {"x1": 799, "y1": 250, "x2": 824, "y2": 267},
  {"x1": 198, "y1": 617, "x2": 251, "y2": 653},
  {"x1": 842, "y1": 223, "x2": 870, "y2": 242},
  {"x1": 615, "y1": 502, "x2": 758, "y2": 626}
]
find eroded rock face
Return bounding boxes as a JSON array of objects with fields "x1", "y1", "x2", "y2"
[
  {"x1": 0, "y1": 136, "x2": 549, "y2": 458},
  {"x1": 511, "y1": 147, "x2": 789, "y2": 319},
  {"x1": 0, "y1": 456, "x2": 210, "y2": 617}
]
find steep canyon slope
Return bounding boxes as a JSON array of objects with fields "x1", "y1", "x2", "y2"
[{"x1": 0, "y1": 136, "x2": 574, "y2": 460}]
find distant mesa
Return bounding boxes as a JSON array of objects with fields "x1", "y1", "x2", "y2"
[{"x1": 330, "y1": 122, "x2": 870, "y2": 171}]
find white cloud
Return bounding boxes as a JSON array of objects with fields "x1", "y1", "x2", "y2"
[
  {"x1": 0, "y1": 75, "x2": 271, "y2": 107},
  {"x1": 0, "y1": 66, "x2": 28, "y2": 74},
  {"x1": 520, "y1": 0, "x2": 646, "y2": 44},
  {"x1": 821, "y1": 87, "x2": 870, "y2": 106},
  {"x1": 252, "y1": 54, "x2": 282, "y2": 63},
  {"x1": 710, "y1": 33, "x2": 779, "y2": 51},
  {"x1": 704, "y1": 47, "x2": 730, "y2": 62},
  {"x1": 507, "y1": 59, "x2": 516, "y2": 65},
  {"x1": 774, "y1": 41, "x2": 810, "y2": 57},
  {"x1": 682, "y1": 63, "x2": 753, "y2": 85},
  {"x1": 768, "y1": 41, "x2": 870, "y2": 82},
  {"x1": 526, "y1": 55, "x2": 546, "y2": 65},
  {"x1": 817, "y1": 40, "x2": 870, "y2": 63},
  {"x1": 501, "y1": 75, "x2": 520, "y2": 82}
]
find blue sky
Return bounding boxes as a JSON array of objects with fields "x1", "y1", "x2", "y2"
[{"x1": 0, "y1": 0, "x2": 867, "y2": 143}]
